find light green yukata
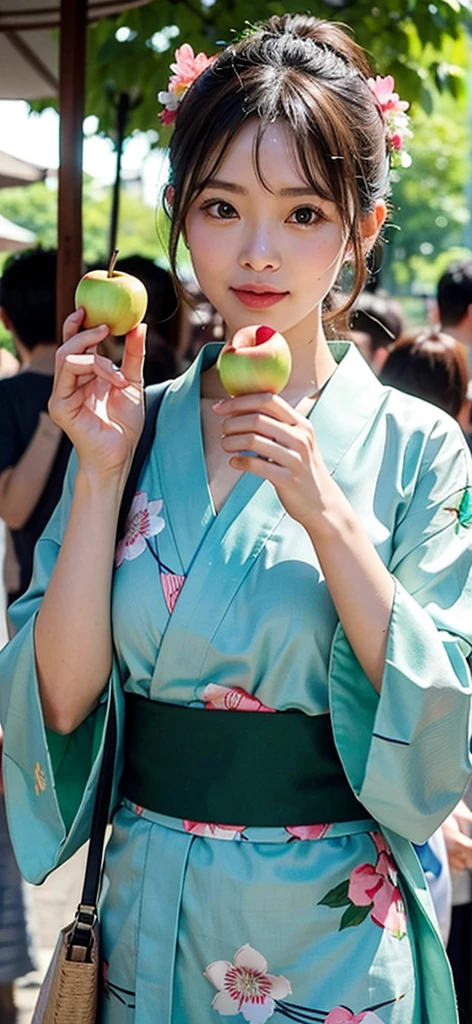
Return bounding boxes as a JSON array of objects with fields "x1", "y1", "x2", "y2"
[{"x1": 1, "y1": 341, "x2": 472, "y2": 1024}]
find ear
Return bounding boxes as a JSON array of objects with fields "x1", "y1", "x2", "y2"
[
  {"x1": 0, "y1": 307, "x2": 12, "y2": 331},
  {"x1": 360, "y1": 199, "x2": 387, "y2": 253},
  {"x1": 164, "y1": 183, "x2": 175, "y2": 213},
  {"x1": 344, "y1": 200, "x2": 387, "y2": 262}
]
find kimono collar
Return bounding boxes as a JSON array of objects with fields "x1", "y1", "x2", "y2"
[
  {"x1": 152, "y1": 340, "x2": 383, "y2": 569},
  {"x1": 172, "y1": 338, "x2": 383, "y2": 476}
]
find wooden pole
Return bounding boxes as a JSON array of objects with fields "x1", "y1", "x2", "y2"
[
  {"x1": 109, "y1": 91, "x2": 130, "y2": 257},
  {"x1": 56, "y1": 0, "x2": 87, "y2": 343}
]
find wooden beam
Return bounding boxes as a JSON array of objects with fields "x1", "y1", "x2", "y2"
[{"x1": 56, "y1": 0, "x2": 87, "y2": 343}]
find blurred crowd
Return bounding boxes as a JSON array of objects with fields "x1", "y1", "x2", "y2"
[{"x1": 1, "y1": 247, "x2": 472, "y2": 1021}]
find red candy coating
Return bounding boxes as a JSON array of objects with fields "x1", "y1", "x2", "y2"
[{"x1": 255, "y1": 325, "x2": 276, "y2": 345}]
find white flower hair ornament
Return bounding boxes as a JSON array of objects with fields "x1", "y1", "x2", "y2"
[{"x1": 367, "y1": 74, "x2": 412, "y2": 167}]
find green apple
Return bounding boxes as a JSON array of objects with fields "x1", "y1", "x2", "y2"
[
  {"x1": 75, "y1": 250, "x2": 148, "y2": 336},
  {"x1": 217, "y1": 325, "x2": 292, "y2": 396}
]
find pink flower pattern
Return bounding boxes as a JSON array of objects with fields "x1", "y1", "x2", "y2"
[
  {"x1": 204, "y1": 943, "x2": 402, "y2": 1022},
  {"x1": 158, "y1": 44, "x2": 215, "y2": 124},
  {"x1": 183, "y1": 821, "x2": 247, "y2": 840},
  {"x1": 115, "y1": 491, "x2": 164, "y2": 567},
  {"x1": 325, "y1": 1012, "x2": 384, "y2": 1024},
  {"x1": 285, "y1": 824, "x2": 332, "y2": 841},
  {"x1": 348, "y1": 833, "x2": 407, "y2": 938},
  {"x1": 319, "y1": 832, "x2": 407, "y2": 939},
  {"x1": 202, "y1": 683, "x2": 275, "y2": 713},
  {"x1": 204, "y1": 944, "x2": 291, "y2": 1022},
  {"x1": 367, "y1": 74, "x2": 411, "y2": 154},
  {"x1": 160, "y1": 569, "x2": 186, "y2": 613}
]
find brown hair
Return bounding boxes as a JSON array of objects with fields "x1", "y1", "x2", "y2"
[
  {"x1": 164, "y1": 14, "x2": 390, "y2": 326},
  {"x1": 379, "y1": 328, "x2": 469, "y2": 419}
]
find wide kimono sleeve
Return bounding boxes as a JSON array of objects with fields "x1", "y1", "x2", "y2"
[
  {"x1": 329, "y1": 416, "x2": 472, "y2": 844},
  {"x1": 0, "y1": 450, "x2": 125, "y2": 884}
]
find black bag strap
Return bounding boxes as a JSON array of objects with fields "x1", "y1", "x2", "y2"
[{"x1": 72, "y1": 381, "x2": 170, "y2": 947}]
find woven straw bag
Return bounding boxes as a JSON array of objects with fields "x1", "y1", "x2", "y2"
[{"x1": 31, "y1": 916, "x2": 99, "y2": 1023}]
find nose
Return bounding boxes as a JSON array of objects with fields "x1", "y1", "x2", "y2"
[{"x1": 238, "y1": 226, "x2": 281, "y2": 273}]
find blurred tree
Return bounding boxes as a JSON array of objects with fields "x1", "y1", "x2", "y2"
[
  {"x1": 383, "y1": 83, "x2": 471, "y2": 295},
  {"x1": 29, "y1": 0, "x2": 471, "y2": 139},
  {"x1": 0, "y1": 178, "x2": 169, "y2": 266}
]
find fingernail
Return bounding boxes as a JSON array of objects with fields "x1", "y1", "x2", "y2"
[
  {"x1": 255, "y1": 326, "x2": 275, "y2": 344},
  {"x1": 213, "y1": 399, "x2": 226, "y2": 408},
  {"x1": 99, "y1": 324, "x2": 109, "y2": 333},
  {"x1": 72, "y1": 308, "x2": 83, "y2": 317}
]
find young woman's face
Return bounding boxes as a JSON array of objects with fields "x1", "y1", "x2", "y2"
[{"x1": 185, "y1": 118, "x2": 349, "y2": 341}]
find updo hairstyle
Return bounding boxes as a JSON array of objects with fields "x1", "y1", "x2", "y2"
[{"x1": 165, "y1": 14, "x2": 390, "y2": 325}]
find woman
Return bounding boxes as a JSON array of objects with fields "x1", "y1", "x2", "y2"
[{"x1": 0, "y1": 15, "x2": 471, "y2": 1024}]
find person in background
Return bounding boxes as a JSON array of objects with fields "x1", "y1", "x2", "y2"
[
  {"x1": 0, "y1": 248, "x2": 71, "y2": 1022},
  {"x1": 0, "y1": 347, "x2": 19, "y2": 378},
  {"x1": 0, "y1": 249, "x2": 71, "y2": 608},
  {"x1": 437, "y1": 261, "x2": 472, "y2": 378},
  {"x1": 379, "y1": 328, "x2": 469, "y2": 424},
  {"x1": 349, "y1": 289, "x2": 404, "y2": 373},
  {"x1": 380, "y1": 327, "x2": 472, "y2": 996}
]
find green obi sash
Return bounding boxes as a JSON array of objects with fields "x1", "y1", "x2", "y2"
[{"x1": 121, "y1": 695, "x2": 370, "y2": 826}]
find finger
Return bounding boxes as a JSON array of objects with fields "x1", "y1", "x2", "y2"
[
  {"x1": 221, "y1": 413, "x2": 309, "y2": 449},
  {"x1": 54, "y1": 354, "x2": 127, "y2": 402},
  {"x1": 447, "y1": 833, "x2": 472, "y2": 858},
  {"x1": 221, "y1": 431, "x2": 303, "y2": 469},
  {"x1": 63, "y1": 307, "x2": 85, "y2": 343},
  {"x1": 213, "y1": 392, "x2": 301, "y2": 426},
  {"x1": 120, "y1": 323, "x2": 147, "y2": 385},
  {"x1": 229, "y1": 452, "x2": 291, "y2": 487},
  {"x1": 58, "y1": 323, "x2": 110, "y2": 363},
  {"x1": 455, "y1": 801, "x2": 472, "y2": 822},
  {"x1": 76, "y1": 372, "x2": 96, "y2": 389}
]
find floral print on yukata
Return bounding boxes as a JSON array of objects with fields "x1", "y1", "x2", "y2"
[
  {"x1": 115, "y1": 490, "x2": 185, "y2": 612},
  {"x1": 204, "y1": 942, "x2": 405, "y2": 1022}
]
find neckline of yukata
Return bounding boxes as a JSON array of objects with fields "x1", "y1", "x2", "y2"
[
  {"x1": 148, "y1": 338, "x2": 383, "y2": 589},
  {"x1": 146, "y1": 341, "x2": 383, "y2": 701}
]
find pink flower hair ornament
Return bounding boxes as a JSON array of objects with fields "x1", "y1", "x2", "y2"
[
  {"x1": 367, "y1": 74, "x2": 412, "y2": 167},
  {"x1": 158, "y1": 43, "x2": 216, "y2": 125}
]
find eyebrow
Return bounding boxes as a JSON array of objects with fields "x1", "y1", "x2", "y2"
[{"x1": 204, "y1": 178, "x2": 320, "y2": 198}]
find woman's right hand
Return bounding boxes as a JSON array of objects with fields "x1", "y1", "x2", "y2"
[{"x1": 49, "y1": 308, "x2": 146, "y2": 480}]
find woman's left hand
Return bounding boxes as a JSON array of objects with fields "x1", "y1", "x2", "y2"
[{"x1": 214, "y1": 391, "x2": 335, "y2": 529}]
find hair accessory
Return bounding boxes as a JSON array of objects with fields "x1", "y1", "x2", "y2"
[
  {"x1": 367, "y1": 75, "x2": 412, "y2": 166},
  {"x1": 158, "y1": 44, "x2": 215, "y2": 125}
]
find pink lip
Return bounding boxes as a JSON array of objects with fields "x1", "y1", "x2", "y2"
[{"x1": 231, "y1": 287, "x2": 289, "y2": 309}]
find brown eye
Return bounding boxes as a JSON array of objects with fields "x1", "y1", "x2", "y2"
[
  {"x1": 288, "y1": 207, "x2": 322, "y2": 226},
  {"x1": 202, "y1": 200, "x2": 238, "y2": 219}
]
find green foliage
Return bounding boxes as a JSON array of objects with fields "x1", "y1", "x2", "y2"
[
  {"x1": 30, "y1": 0, "x2": 471, "y2": 139},
  {"x1": 0, "y1": 179, "x2": 170, "y2": 267},
  {"x1": 383, "y1": 86, "x2": 471, "y2": 294}
]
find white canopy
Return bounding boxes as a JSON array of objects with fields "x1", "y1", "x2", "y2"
[
  {"x1": 0, "y1": 213, "x2": 36, "y2": 251},
  {"x1": 0, "y1": 149, "x2": 46, "y2": 188},
  {"x1": 0, "y1": 0, "x2": 152, "y2": 99}
]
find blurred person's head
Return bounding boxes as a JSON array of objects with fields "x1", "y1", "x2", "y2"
[
  {"x1": 437, "y1": 261, "x2": 472, "y2": 346},
  {"x1": 379, "y1": 328, "x2": 469, "y2": 421},
  {"x1": 0, "y1": 248, "x2": 57, "y2": 361},
  {"x1": 350, "y1": 291, "x2": 404, "y2": 374}
]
